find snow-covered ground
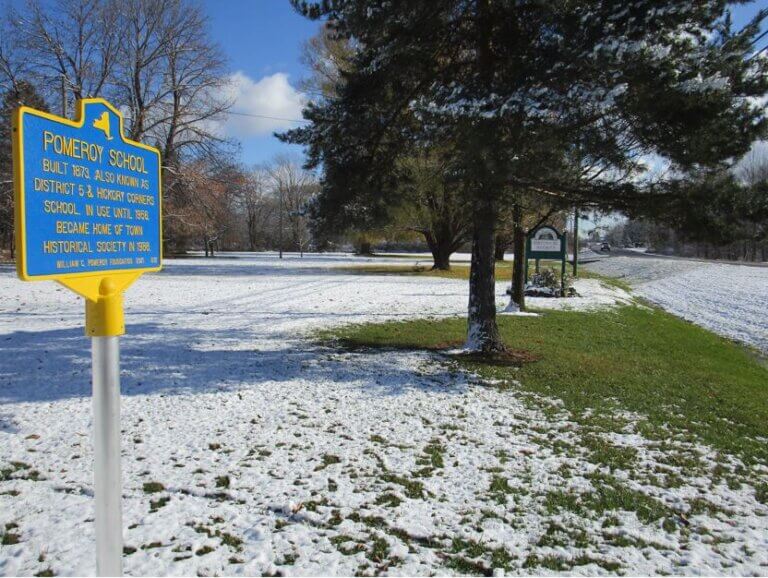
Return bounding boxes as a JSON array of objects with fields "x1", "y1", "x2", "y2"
[
  {"x1": 585, "y1": 256, "x2": 768, "y2": 353},
  {"x1": 1, "y1": 253, "x2": 766, "y2": 576}
]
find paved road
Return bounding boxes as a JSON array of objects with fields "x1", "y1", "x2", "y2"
[{"x1": 610, "y1": 247, "x2": 768, "y2": 268}]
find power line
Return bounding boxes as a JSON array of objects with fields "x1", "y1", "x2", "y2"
[
  {"x1": 748, "y1": 43, "x2": 768, "y2": 61},
  {"x1": 749, "y1": 27, "x2": 768, "y2": 49},
  {"x1": 226, "y1": 110, "x2": 311, "y2": 123}
]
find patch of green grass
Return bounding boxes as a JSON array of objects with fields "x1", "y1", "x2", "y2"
[
  {"x1": 446, "y1": 537, "x2": 517, "y2": 573},
  {"x1": 280, "y1": 552, "x2": 298, "y2": 565},
  {"x1": 315, "y1": 454, "x2": 342, "y2": 471},
  {"x1": 215, "y1": 476, "x2": 230, "y2": 489},
  {"x1": 2, "y1": 532, "x2": 21, "y2": 545},
  {"x1": 320, "y1": 306, "x2": 768, "y2": 464},
  {"x1": 582, "y1": 434, "x2": 638, "y2": 472},
  {"x1": 330, "y1": 534, "x2": 367, "y2": 556},
  {"x1": 537, "y1": 522, "x2": 592, "y2": 549},
  {"x1": 195, "y1": 545, "x2": 214, "y2": 556},
  {"x1": 755, "y1": 483, "x2": 768, "y2": 505},
  {"x1": 687, "y1": 496, "x2": 729, "y2": 517},
  {"x1": 142, "y1": 481, "x2": 164, "y2": 494},
  {"x1": 491, "y1": 547, "x2": 515, "y2": 570},
  {"x1": 603, "y1": 531, "x2": 668, "y2": 550},
  {"x1": 219, "y1": 532, "x2": 243, "y2": 550},
  {"x1": 451, "y1": 537, "x2": 486, "y2": 558},
  {"x1": 189, "y1": 523, "x2": 214, "y2": 537},
  {"x1": 494, "y1": 449, "x2": 510, "y2": 464},
  {"x1": 375, "y1": 493, "x2": 403, "y2": 507},
  {"x1": 331, "y1": 535, "x2": 365, "y2": 555},
  {"x1": 367, "y1": 537, "x2": 390, "y2": 563},
  {"x1": 304, "y1": 498, "x2": 329, "y2": 512},
  {"x1": 337, "y1": 260, "x2": 622, "y2": 289},
  {"x1": 380, "y1": 473, "x2": 425, "y2": 499},
  {"x1": 336, "y1": 262, "x2": 509, "y2": 281},
  {"x1": 578, "y1": 269, "x2": 633, "y2": 292},
  {"x1": 419, "y1": 440, "x2": 445, "y2": 469},
  {"x1": 545, "y1": 473, "x2": 673, "y2": 524},
  {"x1": 602, "y1": 515, "x2": 621, "y2": 528},
  {"x1": 543, "y1": 489, "x2": 583, "y2": 515},
  {"x1": 330, "y1": 535, "x2": 355, "y2": 545},
  {"x1": 524, "y1": 553, "x2": 620, "y2": 572},
  {"x1": 0, "y1": 461, "x2": 41, "y2": 483},
  {"x1": 412, "y1": 466, "x2": 435, "y2": 478},
  {"x1": 445, "y1": 555, "x2": 491, "y2": 576},
  {"x1": 149, "y1": 496, "x2": 170, "y2": 512},
  {"x1": 488, "y1": 475, "x2": 513, "y2": 504}
]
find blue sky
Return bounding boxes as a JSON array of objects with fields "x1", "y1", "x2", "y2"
[
  {"x1": 202, "y1": 1, "x2": 320, "y2": 167},
  {"x1": 205, "y1": 1, "x2": 768, "y2": 167}
]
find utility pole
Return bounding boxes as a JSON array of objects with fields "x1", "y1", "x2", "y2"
[
  {"x1": 572, "y1": 206, "x2": 579, "y2": 276},
  {"x1": 278, "y1": 186, "x2": 284, "y2": 259},
  {"x1": 61, "y1": 74, "x2": 68, "y2": 118}
]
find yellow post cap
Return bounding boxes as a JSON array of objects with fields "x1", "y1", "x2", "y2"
[{"x1": 85, "y1": 277, "x2": 125, "y2": 337}]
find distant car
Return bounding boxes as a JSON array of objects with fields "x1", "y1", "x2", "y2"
[{"x1": 599, "y1": 242, "x2": 611, "y2": 252}]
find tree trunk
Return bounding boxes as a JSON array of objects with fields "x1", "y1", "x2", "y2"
[
  {"x1": 494, "y1": 235, "x2": 508, "y2": 261},
  {"x1": 572, "y1": 206, "x2": 579, "y2": 276},
  {"x1": 425, "y1": 232, "x2": 452, "y2": 270},
  {"x1": 511, "y1": 204, "x2": 526, "y2": 311},
  {"x1": 466, "y1": 196, "x2": 505, "y2": 352},
  {"x1": 432, "y1": 247, "x2": 451, "y2": 270},
  {"x1": 357, "y1": 240, "x2": 372, "y2": 255},
  {"x1": 466, "y1": 0, "x2": 504, "y2": 353}
]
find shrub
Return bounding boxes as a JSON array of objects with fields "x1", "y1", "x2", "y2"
[{"x1": 526, "y1": 267, "x2": 575, "y2": 297}]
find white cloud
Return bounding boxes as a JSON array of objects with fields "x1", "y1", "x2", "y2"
[{"x1": 219, "y1": 71, "x2": 306, "y2": 138}]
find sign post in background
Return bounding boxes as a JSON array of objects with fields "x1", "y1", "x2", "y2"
[
  {"x1": 13, "y1": 98, "x2": 162, "y2": 576},
  {"x1": 526, "y1": 225, "x2": 567, "y2": 295}
]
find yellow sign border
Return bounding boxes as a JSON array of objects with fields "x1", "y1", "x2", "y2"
[{"x1": 12, "y1": 98, "x2": 163, "y2": 286}]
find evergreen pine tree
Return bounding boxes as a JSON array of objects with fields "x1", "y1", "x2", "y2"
[
  {"x1": 0, "y1": 81, "x2": 47, "y2": 257},
  {"x1": 282, "y1": 0, "x2": 768, "y2": 352}
]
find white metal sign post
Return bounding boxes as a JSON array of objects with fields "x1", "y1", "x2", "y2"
[
  {"x1": 93, "y1": 335, "x2": 123, "y2": 576},
  {"x1": 13, "y1": 99, "x2": 162, "y2": 576}
]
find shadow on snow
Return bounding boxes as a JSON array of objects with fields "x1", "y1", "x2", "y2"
[{"x1": 0, "y1": 323, "x2": 468, "y2": 404}]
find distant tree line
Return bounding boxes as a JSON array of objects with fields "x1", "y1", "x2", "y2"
[
  {"x1": 142, "y1": 154, "x2": 318, "y2": 256},
  {"x1": 607, "y1": 148, "x2": 768, "y2": 262}
]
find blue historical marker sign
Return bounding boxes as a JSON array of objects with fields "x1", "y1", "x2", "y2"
[{"x1": 13, "y1": 98, "x2": 162, "y2": 280}]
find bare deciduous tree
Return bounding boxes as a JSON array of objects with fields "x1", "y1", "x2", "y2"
[
  {"x1": 14, "y1": 0, "x2": 119, "y2": 108},
  {"x1": 156, "y1": 1, "x2": 231, "y2": 167},
  {"x1": 268, "y1": 155, "x2": 318, "y2": 257},
  {"x1": 299, "y1": 22, "x2": 355, "y2": 101},
  {"x1": 237, "y1": 168, "x2": 276, "y2": 251},
  {"x1": 114, "y1": 0, "x2": 176, "y2": 141},
  {"x1": 0, "y1": 14, "x2": 29, "y2": 92},
  {"x1": 738, "y1": 146, "x2": 768, "y2": 187}
]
